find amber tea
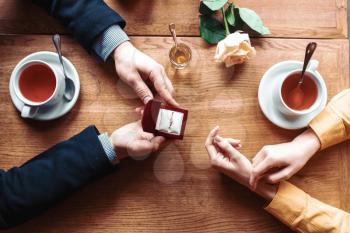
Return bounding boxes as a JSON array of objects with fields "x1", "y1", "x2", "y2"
[
  {"x1": 169, "y1": 43, "x2": 192, "y2": 69},
  {"x1": 281, "y1": 71, "x2": 318, "y2": 111}
]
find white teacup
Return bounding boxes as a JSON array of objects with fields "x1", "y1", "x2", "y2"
[
  {"x1": 12, "y1": 60, "x2": 65, "y2": 118},
  {"x1": 274, "y1": 60, "x2": 327, "y2": 117}
]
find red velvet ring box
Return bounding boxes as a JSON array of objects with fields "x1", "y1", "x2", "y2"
[{"x1": 141, "y1": 100, "x2": 188, "y2": 140}]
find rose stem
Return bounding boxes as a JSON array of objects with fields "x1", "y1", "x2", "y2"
[{"x1": 221, "y1": 6, "x2": 230, "y2": 36}]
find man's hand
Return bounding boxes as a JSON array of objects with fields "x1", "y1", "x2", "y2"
[
  {"x1": 113, "y1": 41, "x2": 178, "y2": 106},
  {"x1": 110, "y1": 121, "x2": 165, "y2": 159},
  {"x1": 250, "y1": 129, "x2": 321, "y2": 190},
  {"x1": 205, "y1": 126, "x2": 277, "y2": 201}
]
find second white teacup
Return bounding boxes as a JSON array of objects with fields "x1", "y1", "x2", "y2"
[
  {"x1": 274, "y1": 60, "x2": 327, "y2": 117},
  {"x1": 12, "y1": 60, "x2": 65, "y2": 118}
]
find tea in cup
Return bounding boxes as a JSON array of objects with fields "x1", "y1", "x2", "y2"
[
  {"x1": 275, "y1": 60, "x2": 327, "y2": 117},
  {"x1": 12, "y1": 60, "x2": 65, "y2": 118}
]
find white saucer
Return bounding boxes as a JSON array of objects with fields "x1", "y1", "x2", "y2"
[
  {"x1": 9, "y1": 51, "x2": 80, "y2": 121},
  {"x1": 258, "y1": 60, "x2": 327, "y2": 130}
]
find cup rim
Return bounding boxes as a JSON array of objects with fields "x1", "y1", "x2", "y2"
[
  {"x1": 279, "y1": 69, "x2": 323, "y2": 115},
  {"x1": 13, "y1": 60, "x2": 59, "y2": 107}
]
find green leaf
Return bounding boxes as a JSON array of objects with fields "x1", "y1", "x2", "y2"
[
  {"x1": 227, "y1": 7, "x2": 243, "y2": 33},
  {"x1": 199, "y1": 1, "x2": 215, "y2": 15},
  {"x1": 203, "y1": 0, "x2": 228, "y2": 11},
  {"x1": 199, "y1": 15, "x2": 226, "y2": 44},
  {"x1": 225, "y1": 3, "x2": 235, "y2": 26},
  {"x1": 238, "y1": 8, "x2": 270, "y2": 35},
  {"x1": 233, "y1": 7, "x2": 244, "y2": 29}
]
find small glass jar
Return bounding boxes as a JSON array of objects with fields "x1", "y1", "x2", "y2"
[{"x1": 169, "y1": 43, "x2": 192, "y2": 69}]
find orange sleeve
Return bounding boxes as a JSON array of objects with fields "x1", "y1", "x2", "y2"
[
  {"x1": 265, "y1": 181, "x2": 350, "y2": 233},
  {"x1": 309, "y1": 89, "x2": 350, "y2": 149}
]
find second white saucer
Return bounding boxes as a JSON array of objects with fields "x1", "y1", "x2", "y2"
[{"x1": 258, "y1": 60, "x2": 327, "y2": 130}]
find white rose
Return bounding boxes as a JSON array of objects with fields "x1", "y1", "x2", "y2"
[{"x1": 214, "y1": 31, "x2": 256, "y2": 67}]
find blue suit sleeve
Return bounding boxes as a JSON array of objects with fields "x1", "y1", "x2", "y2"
[
  {"x1": 0, "y1": 126, "x2": 113, "y2": 228},
  {"x1": 32, "y1": 0, "x2": 126, "y2": 51}
]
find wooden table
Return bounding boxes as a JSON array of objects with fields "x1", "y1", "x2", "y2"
[{"x1": 0, "y1": 1, "x2": 349, "y2": 232}]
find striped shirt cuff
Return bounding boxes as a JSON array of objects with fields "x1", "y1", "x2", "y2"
[
  {"x1": 92, "y1": 24, "x2": 130, "y2": 61},
  {"x1": 98, "y1": 133, "x2": 119, "y2": 165}
]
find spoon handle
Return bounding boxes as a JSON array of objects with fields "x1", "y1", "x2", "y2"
[
  {"x1": 300, "y1": 42, "x2": 317, "y2": 84},
  {"x1": 52, "y1": 34, "x2": 68, "y2": 78},
  {"x1": 169, "y1": 23, "x2": 178, "y2": 47}
]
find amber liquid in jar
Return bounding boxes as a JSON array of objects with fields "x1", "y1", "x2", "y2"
[{"x1": 169, "y1": 43, "x2": 192, "y2": 69}]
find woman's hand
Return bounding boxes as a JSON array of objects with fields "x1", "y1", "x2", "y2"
[
  {"x1": 205, "y1": 126, "x2": 250, "y2": 186},
  {"x1": 205, "y1": 126, "x2": 277, "y2": 201},
  {"x1": 250, "y1": 129, "x2": 320, "y2": 190}
]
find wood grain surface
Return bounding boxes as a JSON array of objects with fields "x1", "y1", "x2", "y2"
[
  {"x1": 0, "y1": 0, "x2": 347, "y2": 39},
  {"x1": 0, "y1": 35, "x2": 349, "y2": 232}
]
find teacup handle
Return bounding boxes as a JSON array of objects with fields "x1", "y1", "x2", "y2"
[
  {"x1": 307, "y1": 59, "x2": 319, "y2": 72},
  {"x1": 21, "y1": 105, "x2": 39, "y2": 118}
]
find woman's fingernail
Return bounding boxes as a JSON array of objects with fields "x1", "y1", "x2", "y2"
[{"x1": 215, "y1": 136, "x2": 222, "y2": 142}]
